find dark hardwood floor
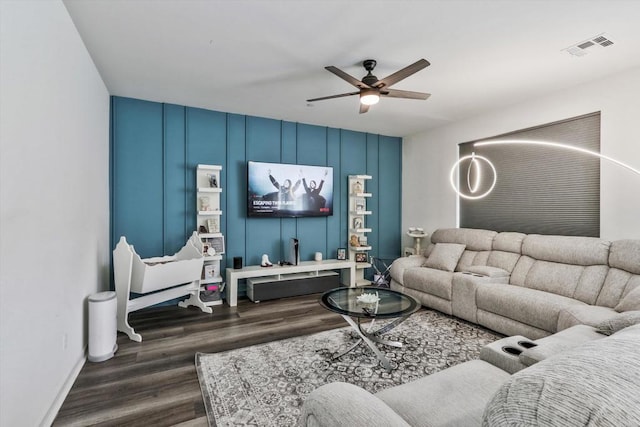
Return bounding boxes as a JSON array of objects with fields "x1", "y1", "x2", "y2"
[{"x1": 54, "y1": 294, "x2": 346, "y2": 426}]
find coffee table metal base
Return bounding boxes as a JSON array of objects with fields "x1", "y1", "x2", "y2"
[{"x1": 332, "y1": 314, "x2": 411, "y2": 372}]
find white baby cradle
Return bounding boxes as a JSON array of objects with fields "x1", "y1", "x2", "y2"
[{"x1": 113, "y1": 232, "x2": 210, "y2": 342}]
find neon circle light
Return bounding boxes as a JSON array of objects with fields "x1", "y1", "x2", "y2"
[
  {"x1": 467, "y1": 155, "x2": 481, "y2": 194},
  {"x1": 449, "y1": 153, "x2": 497, "y2": 200}
]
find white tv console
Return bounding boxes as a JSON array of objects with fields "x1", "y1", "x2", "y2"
[{"x1": 225, "y1": 259, "x2": 356, "y2": 307}]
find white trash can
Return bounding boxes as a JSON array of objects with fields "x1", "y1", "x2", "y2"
[{"x1": 88, "y1": 291, "x2": 118, "y2": 362}]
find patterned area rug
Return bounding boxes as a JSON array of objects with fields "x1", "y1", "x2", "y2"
[{"x1": 195, "y1": 309, "x2": 501, "y2": 426}]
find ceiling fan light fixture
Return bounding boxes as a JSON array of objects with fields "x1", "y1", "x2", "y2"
[{"x1": 360, "y1": 89, "x2": 380, "y2": 106}]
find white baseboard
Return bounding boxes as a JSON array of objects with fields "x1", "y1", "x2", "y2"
[{"x1": 40, "y1": 348, "x2": 86, "y2": 427}]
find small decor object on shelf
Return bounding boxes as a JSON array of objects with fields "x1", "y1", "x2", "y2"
[
  {"x1": 353, "y1": 217, "x2": 363, "y2": 229},
  {"x1": 207, "y1": 218, "x2": 219, "y2": 233},
  {"x1": 350, "y1": 235, "x2": 360, "y2": 247},
  {"x1": 199, "y1": 225, "x2": 208, "y2": 234},
  {"x1": 359, "y1": 236, "x2": 368, "y2": 246},
  {"x1": 208, "y1": 174, "x2": 218, "y2": 188},
  {"x1": 354, "y1": 197, "x2": 365, "y2": 212},
  {"x1": 209, "y1": 236, "x2": 225, "y2": 254},
  {"x1": 352, "y1": 181, "x2": 363, "y2": 194},
  {"x1": 337, "y1": 248, "x2": 346, "y2": 260},
  {"x1": 355, "y1": 252, "x2": 368, "y2": 263},
  {"x1": 314, "y1": 252, "x2": 323, "y2": 261},
  {"x1": 204, "y1": 265, "x2": 216, "y2": 279},
  {"x1": 261, "y1": 254, "x2": 273, "y2": 267},
  {"x1": 200, "y1": 197, "x2": 210, "y2": 211}
]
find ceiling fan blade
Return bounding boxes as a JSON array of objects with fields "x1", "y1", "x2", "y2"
[
  {"x1": 359, "y1": 103, "x2": 370, "y2": 114},
  {"x1": 325, "y1": 66, "x2": 371, "y2": 88},
  {"x1": 381, "y1": 89, "x2": 431, "y2": 100},
  {"x1": 307, "y1": 91, "x2": 360, "y2": 102},
  {"x1": 375, "y1": 59, "x2": 430, "y2": 88}
]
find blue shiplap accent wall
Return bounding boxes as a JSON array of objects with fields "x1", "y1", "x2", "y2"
[{"x1": 110, "y1": 96, "x2": 402, "y2": 293}]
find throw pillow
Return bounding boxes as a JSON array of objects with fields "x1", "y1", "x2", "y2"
[
  {"x1": 594, "y1": 311, "x2": 640, "y2": 336},
  {"x1": 423, "y1": 243, "x2": 466, "y2": 272},
  {"x1": 615, "y1": 286, "x2": 640, "y2": 312}
]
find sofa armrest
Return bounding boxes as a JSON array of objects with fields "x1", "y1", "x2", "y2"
[
  {"x1": 389, "y1": 255, "x2": 426, "y2": 286},
  {"x1": 557, "y1": 305, "x2": 619, "y2": 331},
  {"x1": 518, "y1": 324, "x2": 604, "y2": 366},
  {"x1": 451, "y1": 273, "x2": 509, "y2": 323},
  {"x1": 462, "y1": 265, "x2": 510, "y2": 278},
  {"x1": 299, "y1": 382, "x2": 410, "y2": 427}
]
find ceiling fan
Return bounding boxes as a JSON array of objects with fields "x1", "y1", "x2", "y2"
[{"x1": 307, "y1": 59, "x2": 431, "y2": 114}]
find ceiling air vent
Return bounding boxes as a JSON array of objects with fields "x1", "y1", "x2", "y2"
[{"x1": 563, "y1": 33, "x2": 614, "y2": 57}]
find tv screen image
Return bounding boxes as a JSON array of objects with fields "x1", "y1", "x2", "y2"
[{"x1": 248, "y1": 161, "x2": 334, "y2": 217}]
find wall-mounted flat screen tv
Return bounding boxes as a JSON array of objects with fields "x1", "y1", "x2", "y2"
[{"x1": 248, "y1": 161, "x2": 334, "y2": 217}]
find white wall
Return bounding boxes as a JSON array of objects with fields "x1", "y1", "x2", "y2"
[
  {"x1": 403, "y1": 67, "x2": 640, "y2": 246},
  {"x1": 0, "y1": 1, "x2": 110, "y2": 425}
]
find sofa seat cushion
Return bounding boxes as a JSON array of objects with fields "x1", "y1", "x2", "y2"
[
  {"x1": 403, "y1": 267, "x2": 454, "y2": 301},
  {"x1": 483, "y1": 325, "x2": 640, "y2": 427},
  {"x1": 377, "y1": 360, "x2": 510, "y2": 427},
  {"x1": 615, "y1": 284, "x2": 640, "y2": 312},
  {"x1": 477, "y1": 284, "x2": 586, "y2": 333}
]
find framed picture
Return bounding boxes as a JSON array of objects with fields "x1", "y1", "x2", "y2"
[
  {"x1": 337, "y1": 248, "x2": 346, "y2": 260},
  {"x1": 354, "y1": 197, "x2": 365, "y2": 212},
  {"x1": 355, "y1": 252, "x2": 368, "y2": 263},
  {"x1": 206, "y1": 236, "x2": 225, "y2": 254},
  {"x1": 352, "y1": 217, "x2": 363, "y2": 230},
  {"x1": 207, "y1": 218, "x2": 220, "y2": 233}
]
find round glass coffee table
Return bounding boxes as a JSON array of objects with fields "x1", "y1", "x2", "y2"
[{"x1": 320, "y1": 287, "x2": 420, "y2": 371}]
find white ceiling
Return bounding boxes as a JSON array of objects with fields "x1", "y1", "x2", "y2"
[{"x1": 63, "y1": 0, "x2": 640, "y2": 137}]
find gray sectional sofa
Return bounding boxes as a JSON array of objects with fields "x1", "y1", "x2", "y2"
[
  {"x1": 390, "y1": 228, "x2": 640, "y2": 338},
  {"x1": 300, "y1": 322, "x2": 640, "y2": 426},
  {"x1": 299, "y1": 229, "x2": 640, "y2": 426}
]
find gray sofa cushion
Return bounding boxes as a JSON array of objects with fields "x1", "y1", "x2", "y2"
[
  {"x1": 423, "y1": 243, "x2": 466, "y2": 272},
  {"x1": 522, "y1": 234, "x2": 611, "y2": 266},
  {"x1": 597, "y1": 268, "x2": 640, "y2": 308},
  {"x1": 403, "y1": 267, "x2": 454, "y2": 300},
  {"x1": 430, "y1": 228, "x2": 496, "y2": 251},
  {"x1": 483, "y1": 325, "x2": 640, "y2": 427},
  {"x1": 456, "y1": 250, "x2": 491, "y2": 272},
  {"x1": 300, "y1": 382, "x2": 410, "y2": 427},
  {"x1": 377, "y1": 360, "x2": 510, "y2": 427},
  {"x1": 477, "y1": 283, "x2": 585, "y2": 333},
  {"x1": 486, "y1": 250, "x2": 521, "y2": 273},
  {"x1": 615, "y1": 284, "x2": 640, "y2": 312},
  {"x1": 492, "y1": 232, "x2": 526, "y2": 253},
  {"x1": 594, "y1": 310, "x2": 640, "y2": 335},
  {"x1": 510, "y1": 256, "x2": 609, "y2": 305},
  {"x1": 609, "y1": 239, "x2": 640, "y2": 274},
  {"x1": 556, "y1": 304, "x2": 619, "y2": 331}
]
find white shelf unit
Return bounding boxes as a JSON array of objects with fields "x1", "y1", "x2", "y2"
[
  {"x1": 348, "y1": 175, "x2": 373, "y2": 287},
  {"x1": 196, "y1": 164, "x2": 225, "y2": 306}
]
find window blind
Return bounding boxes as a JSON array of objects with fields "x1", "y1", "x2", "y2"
[{"x1": 458, "y1": 112, "x2": 600, "y2": 236}]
